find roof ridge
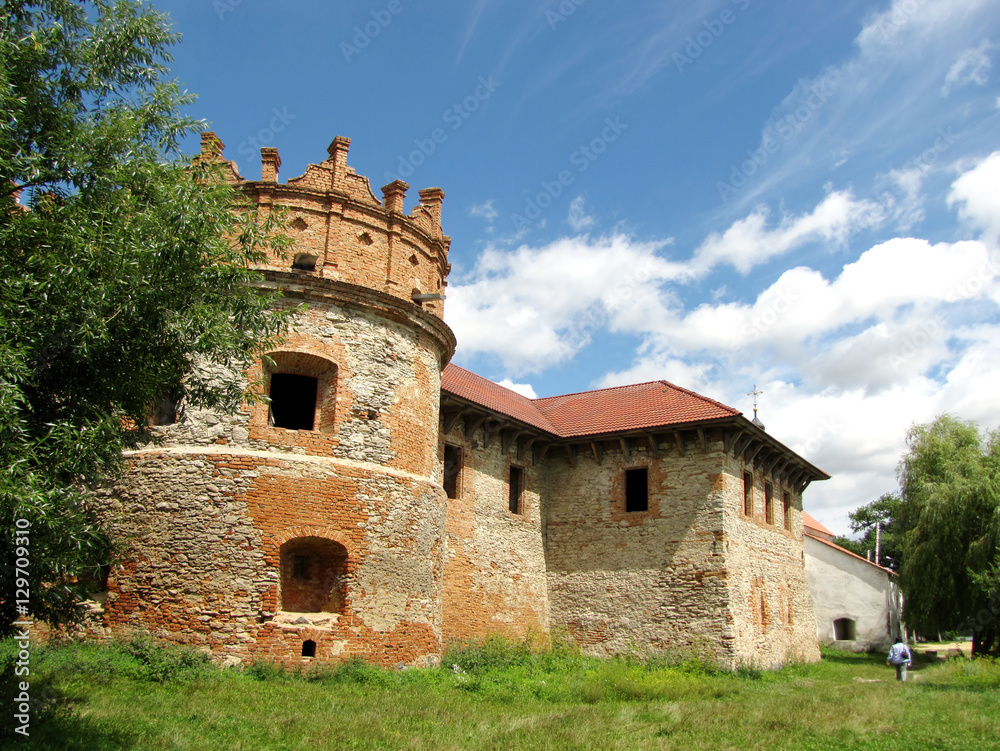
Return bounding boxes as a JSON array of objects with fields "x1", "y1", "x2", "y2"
[
  {"x1": 655, "y1": 379, "x2": 742, "y2": 416},
  {"x1": 446, "y1": 367, "x2": 739, "y2": 417},
  {"x1": 533, "y1": 379, "x2": 686, "y2": 403}
]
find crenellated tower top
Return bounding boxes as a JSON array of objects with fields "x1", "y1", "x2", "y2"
[{"x1": 197, "y1": 132, "x2": 451, "y2": 318}]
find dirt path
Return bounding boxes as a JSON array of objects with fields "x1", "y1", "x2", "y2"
[{"x1": 912, "y1": 641, "x2": 971, "y2": 658}]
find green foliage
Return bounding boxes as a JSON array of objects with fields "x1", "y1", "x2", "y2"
[
  {"x1": 834, "y1": 493, "x2": 904, "y2": 569},
  {"x1": 0, "y1": 0, "x2": 291, "y2": 635},
  {"x1": 8, "y1": 639, "x2": 1000, "y2": 749},
  {"x1": 1, "y1": 633, "x2": 212, "y2": 684},
  {"x1": 898, "y1": 414, "x2": 1000, "y2": 656},
  {"x1": 443, "y1": 633, "x2": 539, "y2": 674}
]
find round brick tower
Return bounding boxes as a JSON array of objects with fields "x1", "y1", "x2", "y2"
[{"x1": 95, "y1": 134, "x2": 456, "y2": 667}]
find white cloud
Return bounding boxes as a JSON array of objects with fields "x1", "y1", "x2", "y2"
[
  {"x1": 948, "y1": 149, "x2": 1000, "y2": 245},
  {"x1": 942, "y1": 39, "x2": 994, "y2": 96},
  {"x1": 690, "y1": 190, "x2": 880, "y2": 276},
  {"x1": 496, "y1": 379, "x2": 538, "y2": 399},
  {"x1": 469, "y1": 199, "x2": 499, "y2": 222},
  {"x1": 874, "y1": 166, "x2": 927, "y2": 229},
  {"x1": 446, "y1": 233, "x2": 681, "y2": 373},
  {"x1": 567, "y1": 196, "x2": 595, "y2": 232},
  {"x1": 451, "y1": 154, "x2": 1000, "y2": 534}
]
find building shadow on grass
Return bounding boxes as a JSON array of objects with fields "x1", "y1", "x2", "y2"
[{"x1": 1, "y1": 676, "x2": 142, "y2": 750}]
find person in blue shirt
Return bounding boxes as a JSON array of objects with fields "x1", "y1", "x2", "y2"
[{"x1": 887, "y1": 636, "x2": 913, "y2": 681}]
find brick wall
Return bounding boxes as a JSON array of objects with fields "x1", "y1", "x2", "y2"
[{"x1": 440, "y1": 417, "x2": 550, "y2": 644}]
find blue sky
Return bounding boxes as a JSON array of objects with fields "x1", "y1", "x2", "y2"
[{"x1": 155, "y1": 0, "x2": 1000, "y2": 536}]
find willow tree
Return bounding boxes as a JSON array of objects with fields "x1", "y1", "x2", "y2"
[
  {"x1": 898, "y1": 415, "x2": 1000, "y2": 656},
  {"x1": 0, "y1": 0, "x2": 289, "y2": 635}
]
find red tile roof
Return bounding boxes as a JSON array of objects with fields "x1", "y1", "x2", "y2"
[
  {"x1": 440, "y1": 364, "x2": 557, "y2": 434},
  {"x1": 535, "y1": 380, "x2": 739, "y2": 437},
  {"x1": 802, "y1": 511, "x2": 835, "y2": 541},
  {"x1": 441, "y1": 363, "x2": 739, "y2": 438}
]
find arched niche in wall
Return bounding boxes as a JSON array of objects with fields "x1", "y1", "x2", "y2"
[{"x1": 279, "y1": 536, "x2": 349, "y2": 614}]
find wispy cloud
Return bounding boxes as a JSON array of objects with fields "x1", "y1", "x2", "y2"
[
  {"x1": 718, "y1": 0, "x2": 1000, "y2": 214},
  {"x1": 469, "y1": 199, "x2": 499, "y2": 222},
  {"x1": 943, "y1": 39, "x2": 994, "y2": 96},
  {"x1": 567, "y1": 196, "x2": 594, "y2": 231}
]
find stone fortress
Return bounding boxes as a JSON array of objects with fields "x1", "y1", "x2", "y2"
[{"x1": 92, "y1": 133, "x2": 827, "y2": 668}]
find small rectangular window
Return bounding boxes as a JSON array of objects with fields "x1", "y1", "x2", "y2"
[
  {"x1": 269, "y1": 373, "x2": 318, "y2": 430},
  {"x1": 625, "y1": 468, "x2": 648, "y2": 512},
  {"x1": 743, "y1": 472, "x2": 753, "y2": 516},
  {"x1": 782, "y1": 490, "x2": 792, "y2": 530},
  {"x1": 443, "y1": 444, "x2": 461, "y2": 499},
  {"x1": 508, "y1": 465, "x2": 523, "y2": 514},
  {"x1": 292, "y1": 554, "x2": 310, "y2": 581},
  {"x1": 765, "y1": 481, "x2": 774, "y2": 525}
]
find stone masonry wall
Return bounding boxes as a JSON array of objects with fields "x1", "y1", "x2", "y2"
[
  {"x1": 544, "y1": 432, "x2": 734, "y2": 661},
  {"x1": 721, "y1": 452, "x2": 821, "y2": 667},
  {"x1": 440, "y1": 418, "x2": 550, "y2": 644},
  {"x1": 98, "y1": 448, "x2": 447, "y2": 667},
  {"x1": 97, "y1": 264, "x2": 455, "y2": 666},
  {"x1": 155, "y1": 285, "x2": 451, "y2": 480}
]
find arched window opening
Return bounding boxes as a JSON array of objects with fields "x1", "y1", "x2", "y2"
[
  {"x1": 292, "y1": 253, "x2": 318, "y2": 271},
  {"x1": 834, "y1": 617, "x2": 857, "y2": 641},
  {"x1": 269, "y1": 373, "x2": 318, "y2": 430},
  {"x1": 263, "y1": 352, "x2": 337, "y2": 434},
  {"x1": 301, "y1": 640, "x2": 317, "y2": 658},
  {"x1": 280, "y1": 537, "x2": 348, "y2": 614}
]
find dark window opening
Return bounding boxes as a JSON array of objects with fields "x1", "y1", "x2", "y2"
[
  {"x1": 509, "y1": 465, "x2": 523, "y2": 514},
  {"x1": 443, "y1": 445, "x2": 461, "y2": 499},
  {"x1": 765, "y1": 481, "x2": 774, "y2": 525},
  {"x1": 743, "y1": 472, "x2": 753, "y2": 516},
  {"x1": 148, "y1": 384, "x2": 183, "y2": 427},
  {"x1": 292, "y1": 554, "x2": 311, "y2": 581},
  {"x1": 149, "y1": 396, "x2": 178, "y2": 426},
  {"x1": 834, "y1": 618, "x2": 857, "y2": 641},
  {"x1": 782, "y1": 490, "x2": 792, "y2": 531},
  {"x1": 302, "y1": 640, "x2": 316, "y2": 658},
  {"x1": 625, "y1": 467, "x2": 648, "y2": 512},
  {"x1": 292, "y1": 253, "x2": 317, "y2": 271},
  {"x1": 270, "y1": 373, "x2": 317, "y2": 430}
]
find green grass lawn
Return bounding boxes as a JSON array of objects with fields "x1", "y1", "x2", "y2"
[{"x1": 3, "y1": 636, "x2": 998, "y2": 750}]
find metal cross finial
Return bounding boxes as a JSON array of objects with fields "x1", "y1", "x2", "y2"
[{"x1": 747, "y1": 384, "x2": 763, "y2": 418}]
